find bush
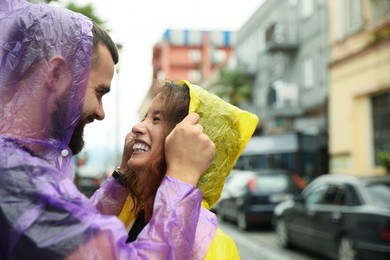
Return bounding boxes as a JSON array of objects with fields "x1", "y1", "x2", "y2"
[{"x1": 377, "y1": 151, "x2": 390, "y2": 173}]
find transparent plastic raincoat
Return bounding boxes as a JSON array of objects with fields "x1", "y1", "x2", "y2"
[
  {"x1": 119, "y1": 81, "x2": 259, "y2": 259},
  {"x1": 0, "y1": 1, "x2": 209, "y2": 259}
]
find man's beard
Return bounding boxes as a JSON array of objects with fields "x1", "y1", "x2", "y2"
[
  {"x1": 50, "y1": 89, "x2": 91, "y2": 155},
  {"x1": 68, "y1": 120, "x2": 87, "y2": 155}
]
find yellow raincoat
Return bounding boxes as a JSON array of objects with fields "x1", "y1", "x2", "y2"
[{"x1": 119, "y1": 81, "x2": 258, "y2": 259}]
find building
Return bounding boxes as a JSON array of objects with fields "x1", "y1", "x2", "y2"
[
  {"x1": 232, "y1": 0, "x2": 329, "y2": 180},
  {"x1": 237, "y1": 0, "x2": 329, "y2": 135},
  {"x1": 152, "y1": 29, "x2": 234, "y2": 84},
  {"x1": 329, "y1": 0, "x2": 390, "y2": 175},
  {"x1": 138, "y1": 29, "x2": 235, "y2": 116}
]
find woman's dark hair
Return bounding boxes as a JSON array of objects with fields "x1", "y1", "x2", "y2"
[{"x1": 125, "y1": 80, "x2": 190, "y2": 222}]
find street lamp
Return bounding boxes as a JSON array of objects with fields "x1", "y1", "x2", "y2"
[{"x1": 114, "y1": 43, "x2": 123, "y2": 167}]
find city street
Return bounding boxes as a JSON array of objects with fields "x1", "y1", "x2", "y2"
[{"x1": 219, "y1": 221, "x2": 326, "y2": 260}]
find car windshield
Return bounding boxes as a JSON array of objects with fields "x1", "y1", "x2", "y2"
[
  {"x1": 366, "y1": 182, "x2": 390, "y2": 208},
  {"x1": 256, "y1": 175, "x2": 289, "y2": 193}
]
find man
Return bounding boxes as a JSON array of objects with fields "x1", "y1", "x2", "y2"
[{"x1": 0, "y1": 1, "x2": 215, "y2": 259}]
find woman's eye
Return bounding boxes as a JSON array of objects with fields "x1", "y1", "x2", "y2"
[
  {"x1": 153, "y1": 116, "x2": 161, "y2": 122},
  {"x1": 141, "y1": 113, "x2": 148, "y2": 122}
]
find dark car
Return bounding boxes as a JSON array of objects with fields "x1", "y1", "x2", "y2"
[
  {"x1": 273, "y1": 174, "x2": 390, "y2": 260},
  {"x1": 75, "y1": 165, "x2": 107, "y2": 197},
  {"x1": 216, "y1": 168, "x2": 302, "y2": 230}
]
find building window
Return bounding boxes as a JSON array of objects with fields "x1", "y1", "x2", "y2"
[
  {"x1": 372, "y1": 92, "x2": 390, "y2": 164},
  {"x1": 266, "y1": 23, "x2": 284, "y2": 45},
  {"x1": 317, "y1": 48, "x2": 326, "y2": 85},
  {"x1": 170, "y1": 30, "x2": 185, "y2": 45},
  {"x1": 188, "y1": 31, "x2": 202, "y2": 46},
  {"x1": 303, "y1": 57, "x2": 314, "y2": 88},
  {"x1": 370, "y1": 0, "x2": 390, "y2": 22},
  {"x1": 268, "y1": 80, "x2": 298, "y2": 108},
  {"x1": 211, "y1": 31, "x2": 224, "y2": 46},
  {"x1": 189, "y1": 49, "x2": 201, "y2": 63},
  {"x1": 337, "y1": 0, "x2": 363, "y2": 39},
  {"x1": 188, "y1": 70, "x2": 202, "y2": 83},
  {"x1": 349, "y1": 0, "x2": 363, "y2": 32},
  {"x1": 258, "y1": 29, "x2": 265, "y2": 53},
  {"x1": 213, "y1": 49, "x2": 226, "y2": 63},
  {"x1": 301, "y1": 0, "x2": 314, "y2": 18}
]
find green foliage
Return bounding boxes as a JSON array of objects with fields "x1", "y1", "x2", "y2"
[
  {"x1": 28, "y1": 1, "x2": 108, "y2": 30},
  {"x1": 65, "y1": 2, "x2": 108, "y2": 30},
  {"x1": 214, "y1": 68, "x2": 253, "y2": 106},
  {"x1": 377, "y1": 151, "x2": 390, "y2": 172}
]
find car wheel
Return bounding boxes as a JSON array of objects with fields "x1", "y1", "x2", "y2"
[
  {"x1": 275, "y1": 219, "x2": 291, "y2": 248},
  {"x1": 338, "y1": 236, "x2": 357, "y2": 260},
  {"x1": 237, "y1": 211, "x2": 249, "y2": 231}
]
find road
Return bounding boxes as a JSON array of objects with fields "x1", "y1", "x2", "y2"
[{"x1": 219, "y1": 221, "x2": 326, "y2": 260}]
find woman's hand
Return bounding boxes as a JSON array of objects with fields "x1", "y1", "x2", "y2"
[{"x1": 165, "y1": 113, "x2": 216, "y2": 186}]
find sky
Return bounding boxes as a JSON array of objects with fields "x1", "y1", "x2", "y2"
[{"x1": 60, "y1": 0, "x2": 265, "y2": 168}]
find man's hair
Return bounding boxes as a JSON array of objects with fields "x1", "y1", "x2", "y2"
[{"x1": 91, "y1": 21, "x2": 119, "y2": 66}]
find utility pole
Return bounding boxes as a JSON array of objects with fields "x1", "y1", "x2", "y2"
[{"x1": 114, "y1": 43, "x2": 123, "y2": 167}]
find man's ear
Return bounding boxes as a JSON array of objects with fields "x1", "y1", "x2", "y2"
[{"x1": 46, "y1": 56, "x2": 69, "y2": 92}]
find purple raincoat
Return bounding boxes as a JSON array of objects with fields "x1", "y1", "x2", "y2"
[{"x1": 0, "y1": 1, "x2": 211, "y2": 259}]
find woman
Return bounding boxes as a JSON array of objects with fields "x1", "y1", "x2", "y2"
[{"x1": 119, "y1": 80, "x2": 259, "y2": 259}]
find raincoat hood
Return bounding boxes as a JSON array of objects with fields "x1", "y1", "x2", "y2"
[
  {"x1": 179, "y1": 80, "x2": 259, "y2": 209},
  {"x1": 0, "y1": 0, "x2": 93, "y2": 173}
]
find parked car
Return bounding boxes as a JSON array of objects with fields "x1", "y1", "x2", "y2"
[
  {"x1": 273, "y1": 174, "x2": 390, "y2": 260},
  {"x1": 216, "y1": 168, "x2": 302, "y2": 230},
  {"x1": 75, "y1": 165, "x2": 107, "y2": 197}
]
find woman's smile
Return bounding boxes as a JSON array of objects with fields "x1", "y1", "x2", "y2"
[{"x1": 132, "y1": 142, "x2": 150, "y2": 153}]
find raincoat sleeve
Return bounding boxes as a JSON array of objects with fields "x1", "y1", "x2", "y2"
[
  {"x1": 120, "y1": 198, "x2": 220, "y2": 260},
  {"x1": 90, "y1": 176, "x2": 129, "y2": 216},
  {"x1": 68, "y1": 176, "x2": 202, "y2": 260}
]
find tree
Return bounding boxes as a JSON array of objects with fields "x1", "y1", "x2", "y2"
[
  {"x1": 214, "y1": 68, "x2": 254, "y2": 106},
  {"x1": 65, "y1": 2, "x2": 107, "y2": 29},
  {"x1": 30, "y1": 1, "x2": 107, "y2": 30}
]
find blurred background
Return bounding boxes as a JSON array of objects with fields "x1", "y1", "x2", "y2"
[{"x1": 30, "y1": 1, "x2": 390, "y2": 259}]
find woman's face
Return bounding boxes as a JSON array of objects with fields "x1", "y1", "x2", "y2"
[{"x1": 128, "y1": 94, "x2": 165, "y2": 172}]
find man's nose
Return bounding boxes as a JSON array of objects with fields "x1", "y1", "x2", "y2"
[{"x1": 95, "y1": 103, "x2": 105, "y2": 120}]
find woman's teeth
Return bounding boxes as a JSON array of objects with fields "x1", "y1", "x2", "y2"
[{"x1": 133, "y1": 143, "x2": 150, "y2": 152}]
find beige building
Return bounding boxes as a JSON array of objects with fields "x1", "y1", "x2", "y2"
[{"x1": 329, "y1": 0, "x2": 390, "y2": 175}]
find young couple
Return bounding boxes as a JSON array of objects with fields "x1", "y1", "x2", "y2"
[{"x1": 0, "y1": 0, "x2": 257, "y2": 258}]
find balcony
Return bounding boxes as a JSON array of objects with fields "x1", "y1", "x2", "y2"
[
  {"x1": 266, "y1": 103, "x2": 304, "y2": 118},
  {"x1": 265, "y1": 22, "x2": 298, "y2": 53},
  {"x1": 258, "y1": 52, "x2": 289, "y2": 82},
  {"x1": 266, "y1": 80, "x2": 303, "y2": 118}
]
